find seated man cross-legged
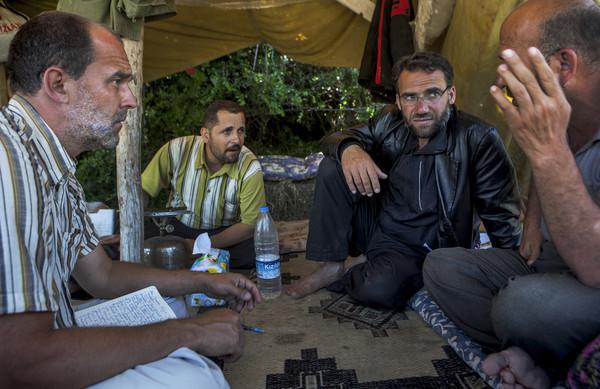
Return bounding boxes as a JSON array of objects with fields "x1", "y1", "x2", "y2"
[
  {"x1": 423, "y1": 1, "x2": 600, "y2": 387},
  {"x1": 286, "y1": 52, "x2": 522, "y2": 310},
  {"x1": 142, "y1": 100, "x2": 266, "y2": 269}
]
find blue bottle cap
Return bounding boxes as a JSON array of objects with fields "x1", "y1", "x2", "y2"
[{"x1": 259, "y1": 205, "x2": 269, "y2": 212}]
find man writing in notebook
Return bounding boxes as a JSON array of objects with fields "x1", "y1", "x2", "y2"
[{"x1": 0, "y1": 12, "x2": 260, "y2": 388}]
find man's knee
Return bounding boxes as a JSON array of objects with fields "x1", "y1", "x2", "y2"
[
  {"x1": 169, "y1": 355, "x2": 228, "y2": 389},
  {"x1": 490, "y1": 274, "x2": 590, "y2": 367},
  {"x1": 315, "y1": 156, "x2": 342, "y2": 184},
  {"x1": 492, "y1": 275, "x2": 559, "y2": 338},
  {"x1": 347, "y1": 269, "x2": 420, "y2": 310},
  {"x1": 92, "y1": 348, "x2": 229, "y2": 389},
  {"x1": 492, "y1": 274, "x2": 600, "y2": 343},
  {"x1": 422, "y1": 247, "x2": 469, "y2": 291}
]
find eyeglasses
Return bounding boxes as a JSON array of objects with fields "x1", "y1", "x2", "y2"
[{"x1": 399, "y1": 85, "x2": 451, "y2": 106}]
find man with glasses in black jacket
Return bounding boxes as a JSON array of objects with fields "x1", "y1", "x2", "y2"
[{"x1": 286, "y1": 51, "x2": 521, "y2": 310}]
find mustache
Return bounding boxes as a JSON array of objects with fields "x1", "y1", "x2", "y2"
[
  {"x1": 113, "y1": 111, "x2": 128, "y2": 124},
  {"x1": 412, "y1": 114, "x2": 434, "y2": 120}
]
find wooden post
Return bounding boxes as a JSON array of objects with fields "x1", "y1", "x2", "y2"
[{"x1": 117, "y1": 28, "x2": 144, "y2": 262}]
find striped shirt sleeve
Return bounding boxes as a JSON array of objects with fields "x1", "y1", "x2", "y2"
[
  {"x1": 141, "y1": 141, "x2": 173, "y2": 198},
  {"x1": 0, "y1": 121, "x2": 50, "y2": 315},
  {"x1": 239, "y1": 159, "x2": 266, "y2": 226}
]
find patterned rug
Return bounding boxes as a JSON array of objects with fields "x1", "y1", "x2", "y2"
[
  {"x1": 222, "y1": 248, "x2": 488, "y2": 389},
  {"x1": 266, "y1": 346, "x2": 486, "y2": 389}
]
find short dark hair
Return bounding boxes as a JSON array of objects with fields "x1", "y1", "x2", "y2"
[
  {"x1": 7, "y1": 11, "x2": 98, "y2": 95},
  {"x1": 392, "y1": 51, "x2": 454, "y2": 94},
  {"x1": 538, "y1": 4, "x2": 600, "y2": 67},
  {"x1": 202, "y1": 100, "x2": 245, "y2": 129}
]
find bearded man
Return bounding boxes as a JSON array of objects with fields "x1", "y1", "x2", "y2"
[
  {"x1": 285, "y1": 51, "x2": 521, "y2": 310},
  {"x1": 142, "y1": 100, "x2": 265, "y2": 269}
]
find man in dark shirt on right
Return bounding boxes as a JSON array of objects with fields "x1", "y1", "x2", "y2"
[{"x1": 285, "y1": 51, "x2": 521, "y2": 310}]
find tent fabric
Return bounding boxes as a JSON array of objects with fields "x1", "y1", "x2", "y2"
[
  {"x1": 8, "y1": 0, "x2": 370, "y2": 81},
  {"x1": 414, "y1": 0, "x2": 455, "y2": 50},
  {"x1": 57, "y1": 0, "x2": 176, "y2": 41},
  {"x1": 143, "y1": 1, "x2": 370, "y2": 81},
  {"x1": 438, "y1": 0, "x2": 530, "y2": 190}
]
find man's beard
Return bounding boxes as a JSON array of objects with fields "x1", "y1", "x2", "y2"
[
  {"x1": 215, "y1": 145, "x2": 242, "y2": 165},
  {"x1": 406, "y1": 105, "x2": 451, "y2": 140},
  {"x1": 64, "y1": 86, "x2": 128, "y2": 151}
]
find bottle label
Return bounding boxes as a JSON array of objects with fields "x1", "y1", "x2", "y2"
[{"x1": 256, "y1": 255, "x2": 280, "y2": 279}]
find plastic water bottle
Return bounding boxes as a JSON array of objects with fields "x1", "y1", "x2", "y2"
[{"x1": 254, "y1": 205, "x2": 281, "y2": 299}]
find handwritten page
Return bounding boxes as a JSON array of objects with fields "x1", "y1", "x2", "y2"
[{"x1": 74, "y1": 286, "x2": 176, "y2": 327}]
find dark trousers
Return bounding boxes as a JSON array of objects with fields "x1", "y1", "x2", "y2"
[
  {"x1": 145, "y1": 218, "x2": 255, "y2": 269},
  {"x1": 307, "y1": 157, "x2": 429, "y2": 310},
  {"x1": 423, "y1": 242, "x2": 600, "y2": 379}
]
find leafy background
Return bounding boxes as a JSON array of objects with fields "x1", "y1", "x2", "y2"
[{"x1": 76, "y1": 44, "x2": 380, "y2": 208}]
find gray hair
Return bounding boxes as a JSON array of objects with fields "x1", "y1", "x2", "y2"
[{"x1": 538, "y1": 4, "x2": 600, "y2": 67}]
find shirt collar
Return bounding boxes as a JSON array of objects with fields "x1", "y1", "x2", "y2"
[
  {"x1": 195, "y1": 139, "x2": 236, "y2": 177},
  {"x1": 8, "y1": 95, "x2": 77, "y2": 185}
]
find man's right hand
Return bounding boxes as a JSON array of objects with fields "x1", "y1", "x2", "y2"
[
  {"x1": 186, "y1": 308, "x2": 244, "y2": 362},
  {"x1": 519, "y1": 218, "x2": 543, "y2": 265},
  {"x1": 340, "y1": 145, "x2": 387, "y2": 196}
]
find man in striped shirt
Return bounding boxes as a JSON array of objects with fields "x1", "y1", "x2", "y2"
[
  {"x1": 142, "y1": 100, "x2": 266, "y2": 269},
  {"x1": 0, "y1": 11, "x2": 260, "y2": 388}
]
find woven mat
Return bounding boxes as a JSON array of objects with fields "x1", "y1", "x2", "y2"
[{"x1": 222, "y1": 252, "x2": 488, "y2": 388}]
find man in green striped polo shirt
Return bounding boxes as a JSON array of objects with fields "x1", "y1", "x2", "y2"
[{"x1": 142, "y1": 100, "x2": 266, "y2": 269}]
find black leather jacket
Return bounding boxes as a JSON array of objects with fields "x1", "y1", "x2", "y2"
[{"x1": 322, "y1": 105, "x2": 521, "y2": 249}]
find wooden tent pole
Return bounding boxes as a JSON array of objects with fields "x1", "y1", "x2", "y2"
[{"x1": 117, "y1": 28, "x2": 144, "y2": 263}]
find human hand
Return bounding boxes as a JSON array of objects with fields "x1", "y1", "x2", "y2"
[
  {"x1": 490, "y1": 47, "x2": 571, "y2": 162},
  {"x1": 519, "y1": 217, "x2": 543, "y2": 266},
  {"x1": 201, "y1": 273, "x2": 261, "y2": 312},
  {"x1": 340, "y1": 144, "x2": 387, "y2": 196},
  {"x1": 186, "y1": 308, "x2": 244, "y2": 362}
]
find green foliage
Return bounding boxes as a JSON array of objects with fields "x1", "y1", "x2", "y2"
[
  {"x1": 76, "y1": 149, "x2": 118, "y2": 206},
  {"x1": 77, "y1": 44, "x2": 381, "y2": 207}
]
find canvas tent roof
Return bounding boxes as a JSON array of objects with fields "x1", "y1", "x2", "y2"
[{"x1": 8, "y1": 0, "x2": 372, "y2": 82}]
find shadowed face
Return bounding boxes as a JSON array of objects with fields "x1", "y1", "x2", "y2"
[{"x1": 396, "y1": 69, "x2": 456, "y2": 139}]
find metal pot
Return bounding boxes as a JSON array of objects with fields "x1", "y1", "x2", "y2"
[{"x1": 142, "y1": 208, "x2": 192, "y2": 270}]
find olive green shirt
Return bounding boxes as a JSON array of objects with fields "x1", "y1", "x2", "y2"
[{"x1": 142, "y1": 136, "x2": 265, "y2": 229}]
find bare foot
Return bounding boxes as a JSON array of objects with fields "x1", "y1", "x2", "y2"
[
  {"x1": 345, "y1": 254, "x2": 367, "y2": 270},
  {"x1": 284, "y1": 262, "x2": 345, "y2": 299},
  {"x1": 482, "y1": 346, "x2": 550, "y2": 389}
]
